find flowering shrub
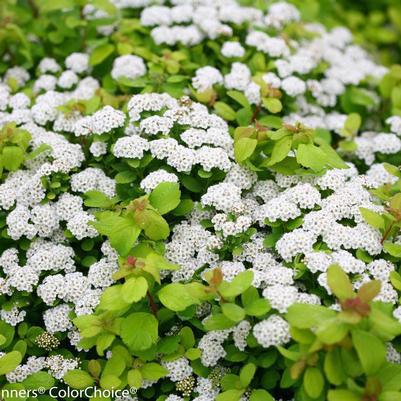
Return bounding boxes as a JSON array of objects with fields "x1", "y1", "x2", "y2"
[{"x1": 1, "y1": 1, "x2": 401, "y2": 401}]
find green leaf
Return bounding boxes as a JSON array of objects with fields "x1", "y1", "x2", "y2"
[
  {"x1": 96, "y1": 333, "x2": 115, "y2": 356},
  {"x1": 214, "y1": 102, "x2": 236, "y2": 121},
  {"x1": 234, "y1": 137, "x2": 257, "y2": 163},
  {"x1": 327, "y1": 264, "x2": 354, "y2": 300},
  {"x1": 149, "y1": 182, "x2": 181, "y2": 215},
  {"x1": 221, "y1": 303, "x2": 246, "y2": 322},
  {"x1": 218, "y1": 271, "x2": 254, "y2": 298},
  {"x1": 384, "y1": 243, "x2": 401, "y2": 257},
  {"x1": 100, "y1": 374, "x2": 121, "y2": 389},
  {"x1": 328, "y1": 390, "x2": 361, "y2": 401},
  {"x1": 115, "y1": 170, "x2": 136, "y2": 184},
  {"x1": 377, "y1": 364, "x2": 401, "y2": 391},
  {"x1": 303, "y1": 367, "x2": 324, "y2": 398},
  {"x1": 324, "y1": 349, "x2": 345, "y2": 385},
  {"x1": 63, "y1": 370, "x2": 95, "y2": 389},
  {"x1": 240, "y1": 363, "x2": 257, "y2": 388},
  {"x1": 316, "y1": 318, "x2": 349, "y2": 344},
  {"x1": 84, "y1": 190, "x2": 115, "y2": 208},
  {"x1": 98, "y1": 285, "x2": 129, "y2": 312},
  {"x1": 122, "y1": 277, "x2": 148, "y2": 304},
  {"x1": 127, "y1": 369, "x2": 142, "y2": 388},
  {"x1": 204, "y1": 314, "x2": 237, "y2": 331},
  {"x1": 390, "y1": 271, "x2": 401, "y2": 291},
  {"x1": 142, "y1": 210, "x2": 170, "y2": 241},
  {"x1": 266, "y1": 136, "x2": 292, "y2": 166},
  {"x1": 22, "y1": 372, "x2": 55, "y2": 390},
  {"x1": 250, "y1": 389, "x2": 274, "y2": 401},
  {"x1": 141, "y1": 363, "x2": 169, "y2": 380},
  {"x1": 2, "y1": 146, "x2": 24, "y2": 171},
  {"x1": 379, "y1": 391, "x2": 401, "y2": 401},
  {"x1": 158, "y1": 283, "x2": 199, "y2": 311},
  {"x1": 227, "y1": 90, "x2": 251, "y2": 108},
  {"x1": 296, "y1": 143, "x2": 327, "y2": 171},
  {"x1": 90, "y1": 44, "x2": 115, "y2": 66},
  {"x1": 244, "y1": 299, "x2": 271, "y2": 317},
  {"x1": 121, "y1": 313, "x2": 158, "y2": 352},
  {"x1": 0, "y1": 351, "x2": 22, "y2": 375},
  {"x1": 341, "y1": 113, "x2": 361, "y2": 137},
  {"x1": 262, "y1": 97, "x2": 282, "y2": 113},
  {"x1": 216, "y1": 389, "x2": 245, "y2": 401},
  {"x1": 360, "y1": 208, "x2": 385, "y2": 230},
  {"x1": 352, "y1": 329, "x2": 386, "y2": 375},
  {"x1": 93, "y1": 212, "x2": 141, "y2": 256},
  {"x1": 286, "y1": 304, "x2": 336, "y2": 329}
]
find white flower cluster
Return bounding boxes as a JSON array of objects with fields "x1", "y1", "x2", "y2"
[{"x1": 112, "y1": 94, "x2": 233, "y2": 174}]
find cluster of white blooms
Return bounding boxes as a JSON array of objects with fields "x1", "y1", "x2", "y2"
[
  {"x1": 221, "y1": 42, "x2": 245, "y2": 58},
  {"x1": 140, "y1": 169, "x2": 178, "y2": 193},
  {"x1": 75, "y1": 105, "x2": 125, "y2": 136},
  {"x1": 253, "y1": 315, "x2": 291, "y2": 348},
  {"x1": 111, "y1": 55, "x2": 147, "y2": 81},
  {"x1": 162, "y1": 357, "x2": 193, "y2": 382},
  {"x1": 112, "y1": 94, "x2": 233, "y2": 174},
  {"x1": 354, "y1": 132, "x2": 401, "y2": 165}
]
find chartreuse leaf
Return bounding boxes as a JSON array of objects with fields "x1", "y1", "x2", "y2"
[
  {"x1": 96, "y1": 333, "x2": 115, "y2": 356},
  {"x1": 227, "y1": 90, "x2": 251, "y2": 108},
  {"x1": 216, "y1": 389, "x2": 245, "y2": 401},
  {"x1": 141, "y1": 209, "x2": 170, "y2": 240},
  {"x1": 250, "y1": 389, "x2": 274, "y2": 401},
  {"x1": 2, "y1": 146, "x2": 25, "y2": 171},
  {"x1": 352, "y1": 329, "x2": 386, "y2": 375},
  {"x1": 93, "y1": 211, "x2": 141, "y2": 256},
  {"x1": 97, "y1": 285, "x2": 130, "y2": 312},
  {"x1": 341, "y1": 113, "x2": 361, "y2": 137},
  {"x1": 316, "y1": 318, "x2": 348, "y2": 344},
  {"x1": 377, "y1": 364, "x2": 401, "y2": 391},
  {"x1": 218, "y1": 271, "x2": 254, "y2": 298},
  {"x1": 121, "y1": 313, "x2": 158, "y2": 352},
  {"x1": 234, "y1": 137, "x2": 258, "y2": 163},
  {"x1": 0, "y1": 352, "x2": 22, "y2": 375},
  {"x1": 84, "y1": 190, "x2": 116, "y2": 208},
  {"x1": 328, "y1": 389, "x2": 360, "y2": 401},
  {"x1": 214, "y1": 102, "x2": 236, "y2": 121},
  {"x1": 90, "y1": 43, "x2": 115, "y2": 66},
  {"x1": 63, "y1": 370, "x2": 95, "y2": 389},
  {"x1": 22, "y1": 372, "x2": 55, "y2": 390},
  {"x1": 327, "y1": 264, "x2": 354, "y2": 300},
  {"x1": 384, "y1": 243, "x2": 401, "y2": 257},
  {"x1": 266, "y1": 136, "x2": 292, "y2": 166},
  {"x1": 286, "y1": 304, "x2": 336, "y2": 329},
  {"x1": 127, "y1": 369, "x2": 142, "y2": 388},
  {"x1": 100, "y1": 374, "x2": 121, "y2": 389},
  {"x1": 204, "y1": 314, "x2": 237, "y2": 331},
  {"x1": 379, "y1": 391, "x2": 401, "y2": 401},
  {"x1": 240, "y1": 363, "x2": 257, "y2": 388},
  {"x1": 303, "y1": 367, "x2": 324, "y2": 398},
  {"x1": 324, "y1": 349, "x2": 345, "y2": 385},
  {"x1": 122, "y1": 277, "x2": 148, "y2": 304},
  {"x1": 296, "y1": 143, "x2": 327, "y2": 171},
  {"x1": 262, "y1": 97, "x2": 282, "y2": 113},
  {"x1": 141, "y1": 363, "x2": 168, "y2": 380},
  {"x1": 244, "y1": 299, "x2": 271, "y2": 317},
  {"x1": 360, "y1": 207, "x2": 385, "y2": 230},
  {"x1": 158, "y1": 283, "x2": 200, "y2": 311},
  {"x1": 221, "y1": 303, "x2": 246, "y2": 322},
  {"x1": 149, "y1": 182, "x2": 181, "y2": 215}
]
